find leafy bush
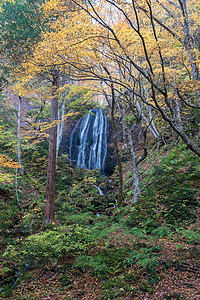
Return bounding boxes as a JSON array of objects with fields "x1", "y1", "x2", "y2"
[
  {"x1": 126, "y1": 244, "x2": 161, "y2": 277},
  {"x1": 139, "y1": 145, "x2": 199, "y2": 224},
  {"x1": 3, "y1": 225, "x2": 92, "y2": 269},
  {"x1": 181, "y1": 229, "x2": 200, "y2": 245},
  {"x1": 75, "y1": 247, "x2": 129, "y2": 279}
]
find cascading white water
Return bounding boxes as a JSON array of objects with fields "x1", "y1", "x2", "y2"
[
  {"x1": 69, "y1": 109, "x2": 108, "y2": 173},
  {"x1": 95, "y1": 185, "x2": 104, "y2": 195}
]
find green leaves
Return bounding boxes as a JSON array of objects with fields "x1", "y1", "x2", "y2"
[
  {"x1": 181, "y1": 229, "x2": 200, "y2": 245},
  {"x1": 140, "y1": 145, "x2": 199, "y2": 224},
  {"x1": 3, "y1": 225, "x2": 91, "y2": 268}
]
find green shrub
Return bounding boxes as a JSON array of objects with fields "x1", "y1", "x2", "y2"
[
  {"x1": 3, "y1": 225, "x2": 91, "y2": 269},
  {"x1": 139, "y1": 280, "x2": 153, "y2": 293},
  {"x1": 75, "y1": 247, "x2": 129, "y2": 279},
  {"x1": 127, "y1": 245, "x2": 161, "y2": 274},
  {"x1": 149, "y1": 225, "x2": 174, "y2": 238},
  {"x1": 139, "y1": 145, "x2": 199, "y2": 224},
  {"x1": 181, "y1": 229, "x2": 200, "y2": 244}
]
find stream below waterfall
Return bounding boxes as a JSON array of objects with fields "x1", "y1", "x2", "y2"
[{"x1": 95, "y1": 185, "x2": 104, "y2": 195}]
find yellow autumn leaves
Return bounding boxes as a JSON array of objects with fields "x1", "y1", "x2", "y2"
[{"x1": 0, "y1": 154, "x2": 21, "y2": 184}]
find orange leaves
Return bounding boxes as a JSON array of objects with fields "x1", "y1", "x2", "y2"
[
  {"x1": 23, "y1": 112, "x2": 80, "y2": 143},
  {"x1": 0, "y1": 155, "x2": 20, "y2": 184},
  {"x1": 0, "y1": 155, "x2": 20, "y2": 169},
  {"x1": 14, "y1": 0, "x2": 200, "y2": 115}
]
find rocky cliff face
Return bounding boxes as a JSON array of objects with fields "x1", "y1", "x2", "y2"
[
  {"x1": 60, "y1": 112, "x2": 141, "y2": 176},
  {"x1": 59, "y1": 118, "x2": 77, "y2": 154},
  {"x1": 60, "y1": 112, "x2": 116, "y2": 176}
]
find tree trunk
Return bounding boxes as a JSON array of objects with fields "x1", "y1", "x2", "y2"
[
  {"x1": 110, "y1": 86, "x2": 123, "y2": 207},
  {"x1": 146, "y1": 105, "x2": 160, "y2": 141},
  {"x1": 43, "y1": 71, "x2": 59, "y2": 226},
  {"x1": 17, "y1": 96, "x2": 24, "y2": 175},
  {"x1": 178, "y1": 0, "x2": 199, "y2": 81},
  {"x1": 56, "y1": 87, "x2": 69, "y2": 162},
  {"x1": 135, "y1": 95, "x2": 160, "y2": 142},
  {"x1": 103, "y1": 66, "x2": 124, "y2": 207},
  {"x1": 175, "y1": 97, "x2": 183, "y2": 131},
  {"x1": 56, "y1": 70, "x2": 70, "y2": 162},
  {"x1": 15, "y1": 167, "x2": 20, "y2": 207},
  {"x1": 121, "y1": 97, "x2": 128, "y2": 150},
  {"x1": 128, "y1": 125, "x2": 140, "y2": 203}
]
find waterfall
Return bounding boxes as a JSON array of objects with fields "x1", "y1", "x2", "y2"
[
  {"x1": 95, "y1": 185, "x2": 104, "y2": 195},
  {"x1": 69, "y1": 109, "x2": 108, "y2": 173}
]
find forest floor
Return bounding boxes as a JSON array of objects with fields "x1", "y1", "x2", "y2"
[
  {"x1": 1, "y1": 145, "x2": 200, "y2": 300},
  {"x1": 4, "y1": 232, "x2": 200, "y2": 300}
]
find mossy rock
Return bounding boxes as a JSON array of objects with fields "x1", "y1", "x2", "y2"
[{"x1": 0, "y1": 267, "x2": 14, "y2": 280}]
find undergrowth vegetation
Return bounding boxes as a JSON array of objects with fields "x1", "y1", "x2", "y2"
[{"x1": 0, "y1": 142, "x2": 200, "y2": 299}]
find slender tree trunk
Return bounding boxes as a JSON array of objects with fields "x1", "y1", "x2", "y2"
[
  {"x1": 17, "y1": 96, "x2": 23, "y2": 175},
  {"x1": 175, "y1": 97, "x2": 183, "y2": 131},
  {"x1": 110, "y1": 86, "x2": 123, "y2": 207},
  {"x1": 42, "y1": 71, "x2": 59, "y2": 226},
  {"x1": 128, "y1": 125, "x2": 140, "y2": 203},
  {"x1": 56, "y1": 69, "x2": 71, "y2": 162},
  {"x1": 121, "y1": 98, "x2": 128, "y2": 150},
  {"x1": 36, "y1": 98, "x2": 46, "y2": 132},
  {"x1": 103, "y1": 66, "x2": 123, "y2": 207},
  {"x1": 178, "y1": 0, "x2": 199, "y2": 81},
  {"x1": 15, "y1": 167, "x2": 20, "y2": 207},
  {"x1": 146, "y1": 105, "x2": 160, "y2": 141},
  {"x1": 15, "y1": 95, "x2": 23, "y2": 208},
  {"x1": 135, "y1": 95, "x2": 160, "y2": 141},
  {"x1": 56, "y1": 84, "x2": 69, "y2": 162}
]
